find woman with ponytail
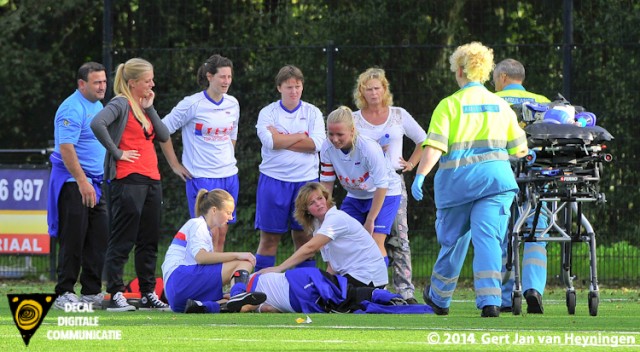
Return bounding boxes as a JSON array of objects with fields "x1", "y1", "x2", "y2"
[
  {"x1": 91, "y1": 58, "x2": 171, "y2": 312},
  {"x1": 161, "y1": 54, "x2": 240, "y2": 252},
  {"x1": 161, "y1": 189, "x2": 265, "y2": 314}
]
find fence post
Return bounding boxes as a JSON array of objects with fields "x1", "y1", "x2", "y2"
[
  {"x1": 562, "y1": 0, "x2": 573, "y2": 101},
  {"x1": 325, "y1": 41, "x2": 337, "y2": 114}
]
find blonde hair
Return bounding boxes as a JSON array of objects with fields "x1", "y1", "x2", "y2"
[
  {"x1": 353, "y1": 67, "x2": 394, "y2": 109},
  {"x1": 294, "y1": 182, "x2": 335, "y2": 234},
  {"x1": 194, "y1": 188, "x2": 234, "y2": 217},
  {"x1": 449, "y1": 42, "x2": 494, "y2": 83},
  {"x1": 113, "y1": 58, "x2": 154, "y2": 130},
  {"x1": 326, "y1": 106, "x2": 359, "y2": 154}
]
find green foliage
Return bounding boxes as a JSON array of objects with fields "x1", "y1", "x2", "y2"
[{"x1": 1, "y1": 0, "x2": 638, "y2": 281}]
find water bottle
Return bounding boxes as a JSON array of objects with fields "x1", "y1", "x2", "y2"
[{"x1": 378, "y1": 133, "x2": 390, "y2": 154}]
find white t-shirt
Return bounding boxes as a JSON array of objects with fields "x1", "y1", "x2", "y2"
[
  {"x1": 162, "y1": 91, "x2": 240, "y2": 178},
  {"x1": 256, "y1": 100, "x2": 326, "y2": 182},
  {"x1": 314, "y1": 206, "x2": 388, "y2": 286},
  {"x1": 161, "y1": 217, "x2": 213, "y2": 283},
  {"x1": 319, "y1": 135, "x2": 402, "y2": 199},
  {"x1": 353, "y1": 106, "x2": 427, "y2": 170},
  {"x1": 253, "y1": 273, "x2": 295, "y2": 313}
]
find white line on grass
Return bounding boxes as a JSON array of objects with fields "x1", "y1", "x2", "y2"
[{"x1": 201, "y1": 323, "x2": 640, "y2": 335}]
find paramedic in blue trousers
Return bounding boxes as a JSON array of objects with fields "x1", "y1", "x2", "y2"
[
  {"x1": 411, "y1": 42, "x2": 529, "y2": 318},
  {"x1": 494, "y1": 58, "x2": 550, "y2": 314}
]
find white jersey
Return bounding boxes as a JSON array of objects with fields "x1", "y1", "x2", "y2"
[
  {"x1": 353, "y1": 106, "x2": 427, "y2": 170},
  {"x1": 314, "y1": 206, "x2": 388, "y2": 286},
  {"x1": 256, "y1": 100, "x2": 326, "y2": 182},
  {"x1": 162, "y1": 91, "x2": 240, "y2": 178},
  {"x1": 161, "y1": 217, "x2": 213, "y2": 283},
  {"x1": 319, "y1": 136, "x2": 402, "y2": 199},
  {"x1": 253, "y1": 273, "x2": 295, "y2": 313}
]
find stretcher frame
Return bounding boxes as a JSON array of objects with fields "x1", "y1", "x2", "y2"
[{"x1": 505, "y1": 123, "x2": 613, "y2": 316}]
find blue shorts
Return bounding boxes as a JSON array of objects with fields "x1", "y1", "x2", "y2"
[
  {"x1": 186, "y1": 175, "x2": 239, "y2": 220},
  {"x1": 254, "y1": 173, "x2": 317, "y2": 233},
  {"x1": 340, "y1": 195, "x2": 402, "y2": 235},
  {"x1": 164, "y1": 263, "x2": 224, "y2": 313}
]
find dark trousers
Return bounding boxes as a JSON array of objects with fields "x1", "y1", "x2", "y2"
[
  {"x1": 55, "y1": 183, "x2": 108, "y2": 295},
  {"x1": 105, "y1": 181, "x2": 162, "y2": 294}
]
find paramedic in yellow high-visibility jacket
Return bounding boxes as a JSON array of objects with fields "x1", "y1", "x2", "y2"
[{"x1": 411, "y1": 42, "x2": 528, "y2": 318}]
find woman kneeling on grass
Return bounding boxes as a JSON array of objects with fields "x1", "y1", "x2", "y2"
[
  {"x1": 161, "y1": 188, "x2": 266, "y2": 313},
  {"x1": 257, "y1": 182, "x2": 387, "y2": 289}
]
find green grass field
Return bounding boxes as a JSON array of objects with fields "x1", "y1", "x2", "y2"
[{"x1": 1, "y1": 283, "x2": 639, "y2": 351}]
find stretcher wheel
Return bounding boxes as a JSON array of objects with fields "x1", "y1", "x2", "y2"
[
  {"x1": 566, "y1": 291, "x2": 576, "y2": 315},
  {"x1": 512, "y1": 291, "x2": 522, "y2": 315},
  {"x1": 588, "y1": 291, "x2": 599, "y2": 316}
]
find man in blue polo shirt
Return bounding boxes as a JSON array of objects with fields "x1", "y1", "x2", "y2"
[
  {"x1": 48, "y1": 62, "x2": 108, "y2": 309},
  {"x1": 494, "y1": 58, "x2": 550, "y2": 314}
]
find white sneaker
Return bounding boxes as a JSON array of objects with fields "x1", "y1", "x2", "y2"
[
  {"x1": 54, "y1": 292, "x2": 80, "y2": 310},
  {"x1": 106, "y1": 292, "x2": 136, "y2": 312},
  {"x1": 80, "y1": 293, "x2": 105, "y2": 309}
]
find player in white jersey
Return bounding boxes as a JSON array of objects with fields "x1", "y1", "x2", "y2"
[
  {"x1": 352, "y1": 68, "x2": 427, "y2": 304},
  {"x1": 257, "y1": 182, "x2": 387, "y2": 288},
  {"x1": 254, "y1": 65, "x2": 326, "y2": 271},
  {"x1": 161, "y1": 54, "x2": 240, "y2": 252},
  {"x1": 161, "y1": 188, "x2": 266, "y2": 313},
  {"x1": 319, "y1": 106, "x2": 402, "y2": 267}
]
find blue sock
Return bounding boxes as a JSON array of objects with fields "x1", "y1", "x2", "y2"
[
  {"x1": 203, "y1": 301, "x2": 220, "y2": 313},
  {"x1": 384, "y1": 256, "x2": 389, "y2": 267},
  {"x1": 296, "y1": 258, "x2": 316, "y2": 268},
  {"x1": 230, "y1": 282, "x2": 247, "y2": 297},
  {"x1": 255, "y1": 254, "x2": 276, "y2": 272}
]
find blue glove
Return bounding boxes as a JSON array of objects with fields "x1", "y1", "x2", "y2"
[{"x1": 411, "y1": 174, "x2": 425, "y2": 201}]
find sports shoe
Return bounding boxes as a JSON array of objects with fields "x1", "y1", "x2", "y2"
[
  {"x1": 222, "y1": 291, "x2": 267, "y2": 313},
  {"x1": 139, "y1": 292, "x2": 171, "y2": 311},
  {"x1": 405, "y1": 297, "x2": 419, "y2": 305},
  {"x1": 184, "y1": 299, "x2": 207, "y2": 314},
  {"x1": 481, "y1": 305, "x2": 500, "y2": 318},
  {"x1": 499, "y1": 306, "x2": 513, "y2": 313},
  {"x1": 106, "y1": 292, "x2": 136, "y2": 312},
  {"x1": 525, "y1": 289, "x2": 544, "y2": 314},
  {"x1": 80, "y1": 293, "x2": 105, "y2": 309},
  {"x1": 422, "y1": 286, "x2": 449, "y2": 315},
  {"x1": 54, "y1": 292, "x2": 79, "y2": 310},
  {"x1": 389, "y1": 297, "x2": 408, "y2": 306}
]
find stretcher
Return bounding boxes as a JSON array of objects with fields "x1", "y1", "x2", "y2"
[{"x1": 505, "y1": 122, "x2": 613, "y2": 316}]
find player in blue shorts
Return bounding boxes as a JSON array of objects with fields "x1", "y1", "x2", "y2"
[
  {"x1": 254, "y1": 65, "x2": 326, "y2": 271},
  {"x1": 161, "y1": 54, "x2": 240, "y2": 252},
  {"x1": 320, "y1": 106, "x2": 402, "y2": 267},
  {"x1": 162, "y1": 189, "x2": 266, "y2": 313},
  {"x1": 352, "y1": 67, "x2": 427, "y2": 304}
]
